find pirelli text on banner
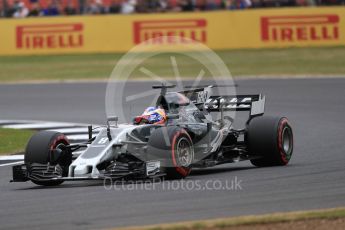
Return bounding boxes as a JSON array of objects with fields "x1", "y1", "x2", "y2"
[
  {"x1": 16, "y1": 23, "x2": 84, "y2": 50},
  {"x1": 133, "y1": 19, "x2": 207, "y2": 44},
  {"x1": 261, "y1": 15, "x2": 339, "y2": 42}
]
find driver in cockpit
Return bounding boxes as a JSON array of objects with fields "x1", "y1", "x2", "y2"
[{"x1": 133, "y1": 107, "x2": 167, "y2": 125}]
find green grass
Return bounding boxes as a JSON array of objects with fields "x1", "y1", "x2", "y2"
[
  {"x1": 115, "y1": 207, "x2": 345, "y2": 230},
  {"x1": 0, "y1": 46, "x2": 345, "y2": 82},
  {"x1": 0, "y1": 128, "x2": 34, "y2": 155}
]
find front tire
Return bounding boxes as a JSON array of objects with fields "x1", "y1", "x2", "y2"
[
  {"x1": 247, "y1": 116, "x2": 293, "y2": 167},
  {"x1": 25, "y1": 131, "x2": 71, "y2": 186},
  {"x1": 148, "y1": 127, "x2": 194, "y2": 179}
]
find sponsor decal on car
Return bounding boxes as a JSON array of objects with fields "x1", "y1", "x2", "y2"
[
  {"x1": 206, "y1": 97, "x2": 252, "y2": 110},
  {"x1": 261, "y1": 15, "x2": 339, "y2": 42},
  {"x1": 16, "y1": 23, "x2": 83, "y2": 49},
  {"x1": 133, "y1": 19, "x2": 207, "y2": 44}
]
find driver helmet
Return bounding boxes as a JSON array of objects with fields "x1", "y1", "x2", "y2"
[{"x1": 134, "y1": 106, "x2": 167, "y2": 125}]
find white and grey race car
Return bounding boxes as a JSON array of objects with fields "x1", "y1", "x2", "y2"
[{"x1": 12, "y1": 84, "x2": 293, "y2": 186}]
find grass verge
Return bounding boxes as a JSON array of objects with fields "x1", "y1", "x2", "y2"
[
  {"x1": 0, "y1": 128, "x2": 34, "y2": 155},
  {"x1": 0, "y1": 46, "x2": 345, "y2": 82},
  {"x1": 114, "y1": 207, "x2": 345, "y2": 230}
]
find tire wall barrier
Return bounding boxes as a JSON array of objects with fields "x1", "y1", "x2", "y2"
[{"x1": 0, "y1": 7, "x2": 344, "y2": 55}]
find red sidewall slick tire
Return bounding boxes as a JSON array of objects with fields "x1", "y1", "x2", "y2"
[
  {"x1": 247, "y1": 116, "x2": 293, "y2": 167},
  {"x1": 25, "y1": 131, "x2": 70, "y2": 186},
  {"x1": 148, "y1": 126, "x2": 194, "y2": 179},
  {"x1": 277, "y1": 118, "x2": 294, "y2": 164},
  {"x1": 170, "y1": 129, "x2": 193, "y2": 178}
]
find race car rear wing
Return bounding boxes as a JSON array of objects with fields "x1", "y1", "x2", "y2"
[{"x1": 205, "y1": 94, "x2": 265, "y2": 116}]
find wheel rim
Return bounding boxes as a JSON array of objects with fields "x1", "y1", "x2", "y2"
[
  {"x1": 176, "y1": 137, "x2": 193, "y2": 167},
  {"x1": 54, "y1": 143, "x2": 66, "y2": 156},
  {"x1": 55, "y1": 143, "x2": 66, "y2": 150},
  {"x1": 282, "y1": 127, "x2": 293, "y2": 156}
]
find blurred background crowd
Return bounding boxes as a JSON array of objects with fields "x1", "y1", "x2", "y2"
[{"x1": 0, "y1": 0, "x2": 344, "y2": 18}]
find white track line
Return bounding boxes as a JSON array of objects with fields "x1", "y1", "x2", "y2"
[
  {"x1": 3, "y1": 122, "x2": 79, "y2": 130},
  {"x1": 0, "y1": 120, "x2": 35, "y2": 125},
  {"x1": 0, "y1": 161, "x2": 24, "y2": 167},
  {"x1": 0, "y1": 119, "x2": 90, "y2": 126},
  {"x1": 0, "y1": 155, "x2": 24, "y2": 161}
]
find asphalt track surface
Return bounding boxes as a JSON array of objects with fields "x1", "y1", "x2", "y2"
[{"x1": 0, "y1": 78, "x2": 345, "y2": 230}]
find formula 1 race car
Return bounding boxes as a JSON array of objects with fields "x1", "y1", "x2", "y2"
[{"x1": 12, "y1": 84, "x2": 293, "y2": 186}]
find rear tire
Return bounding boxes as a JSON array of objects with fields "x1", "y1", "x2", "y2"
[
  {"x1": 25, "y1": 131, "x2": 71, "y2": 186},
  {"x1": 246, "y1": 116, "x2": 293, "y2": 167},
  {"x1": 148, "y1": 126, "x2": 194, "y2": 179}
]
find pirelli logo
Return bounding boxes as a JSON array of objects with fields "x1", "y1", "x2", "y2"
[
  {"x1": 16, "y1": 23, "x2": 83, "y2": 49},
  {"x1": 133, "y1": 19, "x2": 207, "y2": 44},
  {"x1": 261, "y1": 15, "x2": 339, "y2": 42}
]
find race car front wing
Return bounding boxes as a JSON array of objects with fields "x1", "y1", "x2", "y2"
[{"x1": 11, "y1": 160, "x2": 164, "y2": 183}]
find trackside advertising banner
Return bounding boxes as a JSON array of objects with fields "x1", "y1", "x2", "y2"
[{"x1": 0, "y1": 7, "x2": 344, "y2": 55}]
